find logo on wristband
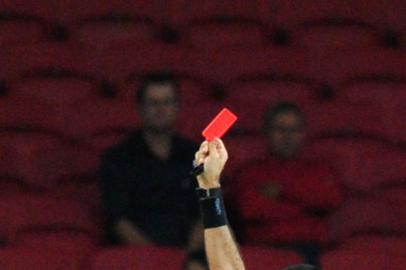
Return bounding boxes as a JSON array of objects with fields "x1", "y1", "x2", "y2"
[{"x1": 215, "y1": 198, "x2": 222, "y2": 215}]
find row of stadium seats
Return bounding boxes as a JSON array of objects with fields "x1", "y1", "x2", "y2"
[
  {"x1": 0, "y1": 131, "x2": 404, "y2": 193},
  {"x1": 0, "y1": 10, "x2": 403, "y2": 50},
  {"x1": 0, "y1": 243, "x2": 405, "y2": 270},
  {"x1": 1, "y1": 43, "x2": 404, "y2": 83},
  {"x1": 1, "y1": 0, "x2": 404, "y2": 27},
  {"x1": 1, "y1": 75, "x2": 405, "y2": 143}
]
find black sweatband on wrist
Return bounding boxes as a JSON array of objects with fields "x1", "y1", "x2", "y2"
[
  {"x1": 195, "y1": 187, "x2": 222, "y2": 200},
  {"x1": 199, "y1": 193, "x2": 228, "y2": 229}
]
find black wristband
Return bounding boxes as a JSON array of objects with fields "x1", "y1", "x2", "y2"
[
  {"x1": 199, "y1": 192, "x2": 228, "y2": 229},
  {"x1": 195, "y1": 187, "x2": 222, "y2": 199}
]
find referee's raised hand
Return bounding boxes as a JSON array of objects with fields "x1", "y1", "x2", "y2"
[{"x1": 194, "y1": 138, "x2": 228, "y2": 189}]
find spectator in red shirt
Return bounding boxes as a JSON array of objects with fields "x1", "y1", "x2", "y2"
[{"x1": 234, "y1": 102, "x2": 344, "y2": 266}]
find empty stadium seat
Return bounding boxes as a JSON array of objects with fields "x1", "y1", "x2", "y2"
[
  {"x1": 79, "y1": 42, "x2": 185, "y2": 81},
  {"x1": 69, "y1": 0, "x2": 164, "y2": 23},
  {"x1": 241, "y1": 246, "x2": 303, "y2": 270},
  {"x1": 292, "y1": 18, "x2": 381, "y2": 51},
  {"x1": 225, "y1": 135, "x2": 268, "y2": 177},
  {"x1": 0, "y1": 128, "x2": 99, "y2": 189},
  {"x1": 307, "y1": 136, "x2": 406, "y2": 192},
  {"x1": 340, "y1": 235, "x2": 406, "y2": 257},
  {"x1": 322, "y1": 249, "x2": 406, "y2": 270},
  {"x1": 66, "y1": 98, "x2": 140, "y2": 150},
  {"x1": 226, "y1": 77, "x2": 320, "y2": 134},
  {"x1": 0, "y1": 194, "x2": 97, "y2": 244},
  {"x1": 329, "y1": 197, "x2": 403, "y2": 241},
  {"x1": 0, "y1": 11, "x2": 50, "y2": 47},
  {"x1": 0, "y1": 97, "x2": 63, "y2": 133},
  {"x1": 90, "y1": 246, "x2": 187, "y2": 270},
  {"x1": 0, "y1": 43, "x2": 77, "y2": 79},
  {"x1": 342, "y1": 79, "x2": 406, "y2": 142},
  {"x1": 0, "y1": 247, "x2": 84, "y2": 270},
  {"x1": 181, "y1": 16, "x2": 269, "y2": 49},
  {"x1": 73, "y1": 14, "x2": 161, "y2": 50},
  {"x1": 171, "y1": 0, "x2": 266, "y2": 24},
  {"x1": 10, "y1": 68, "x2": 105, "y2": 109}
]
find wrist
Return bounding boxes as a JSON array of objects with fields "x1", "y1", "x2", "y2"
[{"x1": 196, "y1": 176, "x2": 221, "y2": 189}]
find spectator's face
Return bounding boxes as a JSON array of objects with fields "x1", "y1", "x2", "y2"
[
  {"x1": 267, "y1": 112, "x2": 305, "y2": 159},
  {"x1": 140, "y1": 83, "x2": 179, "y2": 132}
]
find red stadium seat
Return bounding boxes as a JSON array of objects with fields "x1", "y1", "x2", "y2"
[
  {"x1": 90, "y1": 246, "x2": 187, "y2": 270},
  {"x1": 0, "y1": 194, "x2": 97, "y2": 244},
  {"x1": 241, "y1": 246, "x2": 303, "y2": 270},
  {"x1": 329, "y1": 197, "x2": 403, "y2": 241},
  {"x1": 9, "y1": 70, "x2": 104, "y2": 109},
  {"x1": 322, "y1": 249, "x2": 406, "y2": 270},
  {"x1": 0, "y1": 247, "x2": 84, "y2": 270},
  {"x1": 291, "y1": 18, "x2": 381, "y2": 51},
  {"x1": 342, "y1": 79, "x2": 406, "y2": 143},
  {"x1": 271, "y1": 0, "x2": 404, "y2": 29},
  {"x1": 80, "y1": 42, "x2": 185, "y2": 81},
  {"x1": 69, "y1": 0, "x2": 164, "y2": 23},
  {"x1": 225, "y1": 135, "x2": 268, "y2": 177},
  {"x1": 66, "y1": 98, "x2": 140, "y2": 150},
  {"x1": 0, "y1": 43, "x2": 77, "y2": 79},
  {"x1": 340, "y1": 235, "x2": 406, "y2": 257},
  {"x1": 0, "y1": 12, "x2": 46, "y2": 47},
  {"x1": 0, "y1": 128, "x2": 99, "y2": 189},
  {"x1": 170, "y1": 0, "x2": 266, "y2": 24},
  {"x1": 0, "y1": 97, "x2": 63, "y2": 133},
  {"x1": 181, "y1": 16, "x2": 269, "y2": 49},
  {"x1": 307, "y1": 136, "x2": 406, "y2": 192},
  {"x1": 226, "y1": 77, "x2": 319, "y2": 134},
  {"x1": 72, "y1": 14, "x2": 161, "y2": 50}
]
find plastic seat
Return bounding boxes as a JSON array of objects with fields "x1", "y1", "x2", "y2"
[
  {"x1": 90, "y1": 246, "x2": 187, "y2": 270},
  {"x1": 170, "y1": 0, "x2": 266, "y2": 24},
  {"x1": 0, "y1": 97, "x2": 62, "y2": 133},
  {"x1": 0, "y1": 128, "x2": 99, "y2": 189},
  {"x1": 0, "y1": 194, "x2": 97, "y2": 244},
  {"x1": 322, "y1": 249, "x2": 406, "y2": 270},
  {"x1": 225, "y1": 135, "x2": 268, "y2": 178},
  {"x1": 226, "y1": 77, "x2": 318, "y2": 134},
  {"x1": 0, "y1": 247, "x2": 84, "y2": 270},
  {"x1": 342, "y1": 80, "x2": 406, "y2": 143},
  {"x1": 73, "y1": 14, "x2": 161, "y2": 50},
  {"x1": 292, "y1": 18, "x2": 381, "y2": 51},
  {"x1": 307, "y1": 136, "x2": 406, "y2": 192},
  {"x1": 66, "y1": 98, "x2": 140, "y2": 149},
  {"x1": 241, "y1": 246, "x2": 303, "y2": 270},
  {"x1": 80, "y1": 42, "x2": 185, "y2": 81},
  {"x1": 329, "y1": 197, "x2": 402, "y2": 241},
  {"x1": 181, "y1": 16, "x2": 269, "y2": 49},
  {"x1": 69, "y1": 0, "x2": 164, "y2": 23},
  {"x1": 10, "y1": 69, "x2": 104, "y2": 109},
  {"x1": 0, "y1": 11, "x2": 49, "y2": 47},
  {"x1": 0, "y1": 43, "x2": 76, "y2": 79},
  {"x1": 271, "y1": 0, "x2": 403, "y2": 29},
  {"x1": 340, "y1": 235, "x2": 406, "y2": 257}
]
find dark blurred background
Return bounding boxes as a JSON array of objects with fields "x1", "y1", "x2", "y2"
[{"x1": 0, "y1": 0, "x2": 404, "y2": 269}]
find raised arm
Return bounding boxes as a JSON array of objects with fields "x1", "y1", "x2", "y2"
[{"x1": 194, "y1": 139, "x2": 245, "y2": 270}]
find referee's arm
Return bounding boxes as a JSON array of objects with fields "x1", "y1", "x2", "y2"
[{"x1": 194, "y1": 139, "x2": 246, "y2": 270}]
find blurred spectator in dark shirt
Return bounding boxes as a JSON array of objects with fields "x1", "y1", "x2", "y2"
[
  {"x1": 234, "y1": 102, "x2": 344, "y2": 265},
  {"x1": 100, "y1": 72, "x2": 206, "y2": 270}
]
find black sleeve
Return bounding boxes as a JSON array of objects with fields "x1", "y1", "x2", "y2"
[{"x1": 99, "y1": 150, "x2": 131, "y2": 224}]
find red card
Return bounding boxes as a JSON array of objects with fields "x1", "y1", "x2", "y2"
[{"x1": 202, "y1": 108, "x2": 238, "y2": 141}]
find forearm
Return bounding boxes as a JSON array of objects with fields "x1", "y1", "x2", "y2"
[
  {"x1": 205, "y1": 226, "x2": 245, "y2": 270},
  {"x1": 198, "y1": 191, "x2": 245, "y2": 270},
  {"x1": 115, "y1": 218, "x2": 151, "y2": 245}
]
